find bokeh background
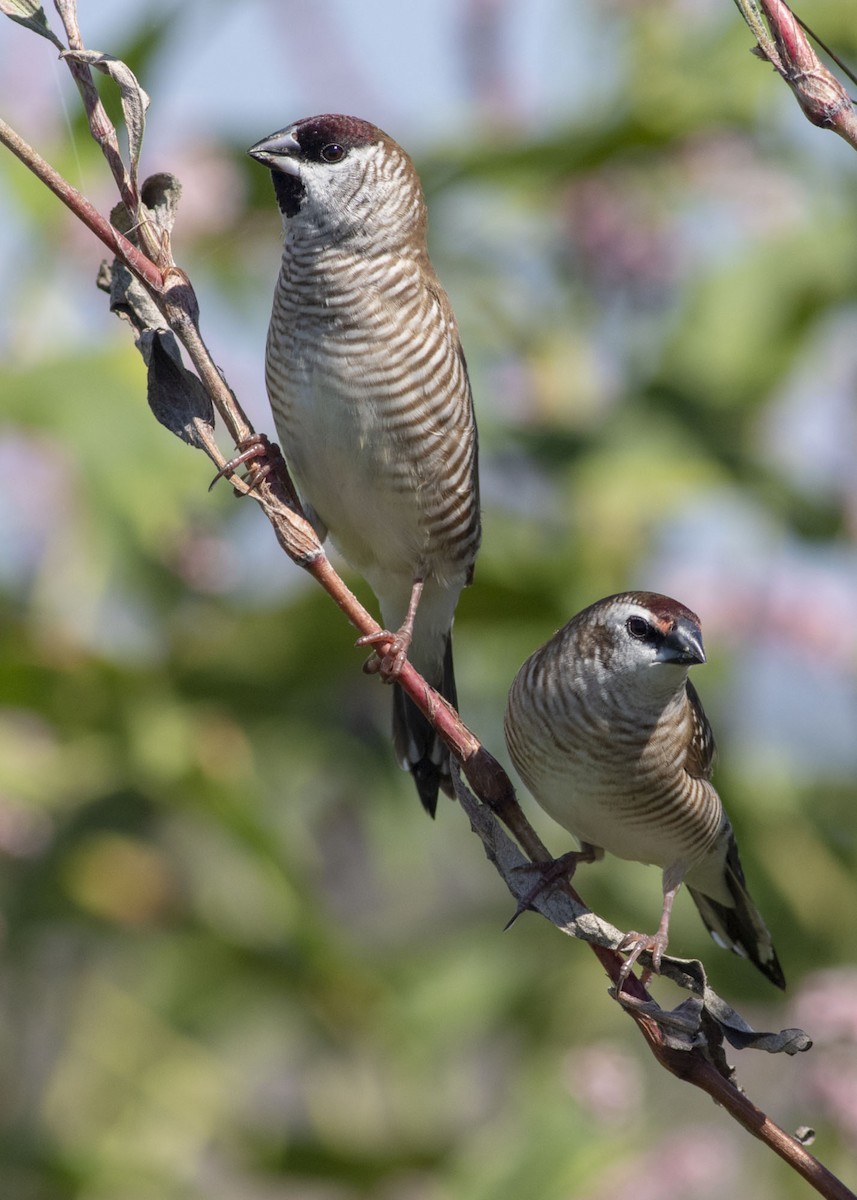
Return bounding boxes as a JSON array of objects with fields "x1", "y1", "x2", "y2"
[{"x1": 2, "y1": 2, "x2": 857, "y2": 1197}]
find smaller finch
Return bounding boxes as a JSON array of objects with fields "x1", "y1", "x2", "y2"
[{"x1": 504, "y1": 591, "x2": 785, "y2": 988}]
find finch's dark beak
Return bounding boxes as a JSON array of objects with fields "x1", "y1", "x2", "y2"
[
  {"x1": 658, "y1": 617, "x2": 706, "y2": 666},
  {"x1": 248, "y1": 130, "x2": 301, "y2": 175}
]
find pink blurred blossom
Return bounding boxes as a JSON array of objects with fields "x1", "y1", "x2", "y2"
[{"x1": 791, "y1": 970, "x2": 857, "y2": 1147}]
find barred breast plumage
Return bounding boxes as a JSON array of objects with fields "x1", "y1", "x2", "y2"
[
  {"x1": 504, "y1": 591, "x2": 784, "y2": 987},
  {"x1": 250, "y1": 115, "x2": 480, "y2": 815}
]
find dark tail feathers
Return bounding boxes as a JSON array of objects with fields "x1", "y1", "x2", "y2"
[
  {"x1": 392, "y1": 635, "x2": 456, "y2": 818},
  {"x1": 688, "y1": 835, "x2": 785, "y2": 989}
]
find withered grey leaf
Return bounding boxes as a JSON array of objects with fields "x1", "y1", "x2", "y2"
[
  {"x1": 702, "y1": 985, "x2": 813, "y2": 1055},
  {"x1": 146, "y1": 332, "x2": 215, "y2": 450},
  {"x1": 615, "y1": 994, "x2": 706, "y2": 1053},
  {"x1": 0, "y1": 0, "x2": 64, "y2": 49},
  {"x1": 612, "y1": 950, "x2": 812, "y2": 1057},
  {"x1": 95, "y1": 260, "x2": 113, "y2": 294},
  {"x1": 97, "y1": 259, "x2": 217, "y2": 459},
  {"x1": 60, "y1": 48, "x2": 149, "y2": 191},
  {"x1": 140, "y1": 173, "x2": 182, "y2": 236},
  {"x1": 109, "y1": 200, "x2": 134, "y2": 239},
  {"x1": 100, "y1": 258, "x2": 164, "y2": 339},
  {"x1": 108, "y1": 177, "x2": 181, "y2": 266}
]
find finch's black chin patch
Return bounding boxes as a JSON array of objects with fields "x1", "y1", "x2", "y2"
[{"x1": 271, "y1": 170, "x2": 305, "y2": 218}]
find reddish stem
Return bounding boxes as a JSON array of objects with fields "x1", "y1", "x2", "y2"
[{"x1": 0, "y1": 118, "x2": 162, "y2": 290}]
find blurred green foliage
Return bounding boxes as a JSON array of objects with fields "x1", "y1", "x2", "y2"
[{"x1": 1, "y1": 3, "x2": 857, "y2": 1199}]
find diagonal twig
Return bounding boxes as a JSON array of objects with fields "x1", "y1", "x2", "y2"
[{"x1": 734, "y1": 0, "x2": 857, "y2": 149}]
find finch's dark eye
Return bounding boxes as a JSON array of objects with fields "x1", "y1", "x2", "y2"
[
  {"x1": 320, "y1": 143, "x2": 346, "y2": 163},
  {"x1": 626, "y1": 615, "x2": 655, "y2": 641}
]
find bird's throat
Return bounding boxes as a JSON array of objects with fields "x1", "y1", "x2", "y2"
[{"x1": 271, "y1": 170, "x2": 305, "y2": 218}]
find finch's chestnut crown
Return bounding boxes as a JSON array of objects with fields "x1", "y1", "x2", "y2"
[
  {"x1": 286, "y1": 114, "x2": 383, "y2": 161},
  {"x1": 249, "y1": 115, "x2": 383, "y2": 168}
]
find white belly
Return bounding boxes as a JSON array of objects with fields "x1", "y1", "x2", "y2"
[
  {"x1": 272, "y1": 353, "x2": 423, "y2": 570},
  {"x1": 521, "y1": 755, "x2": 714, "y2": 876}
]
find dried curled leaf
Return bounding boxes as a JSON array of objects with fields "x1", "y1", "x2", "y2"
[
  {"x1": 620, "y1": 962, "x2": 812, "y2": 1056},
  {"x1": 146, "y1": 333, "x2": 216, "y2": 450},
  {"x1": 61, "y1": 48, "x2": 149, "y2": 192},
  {"x1": 97, "y1": 255, "x2": 216, "y2": 459},
  {"x1": 110, "y1": 172, "x2": 181, "y2": 270},
  {"x1": 0, "y1": 0, "x2": 64, "y2": 49},
  {"x1": 140, "y1": 173, "x2": 182, "y2": 237}
]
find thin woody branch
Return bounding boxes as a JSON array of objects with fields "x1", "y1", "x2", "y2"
[
  {"x1": 663, "y1": 1051, "x2": 856, "y2": 1200},
  {"x1": 0, "y1": 117, "x2": 162, "y2": 288},
  {"x1": 734, "y1": 0, "x2": 857, "y2": 149}
]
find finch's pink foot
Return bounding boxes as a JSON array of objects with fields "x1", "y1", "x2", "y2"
[
  {"x1": 209, "y1": 433, "x2": 285, "y2": 492},
  {"x1": 616, "y1": 928, "x2": 670, "y2": 990},
  {"x1": 358, "y1": 628, "x2": 412, "y2": 682},
  {"x1": 357, "y1": 578, "x2": 424, "y2": 683}
]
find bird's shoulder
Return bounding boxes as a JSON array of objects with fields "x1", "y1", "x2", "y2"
[{"x1": 684, "y1": 678, "x2": 717, "y2": 779}]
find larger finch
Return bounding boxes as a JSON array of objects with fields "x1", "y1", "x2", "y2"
[
  {"x1": 504, "y1": 592, "x2": 784, "y2": 988},
  {"x1": 250, "y1": 115, "x2": 481, "y2": 816}
]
